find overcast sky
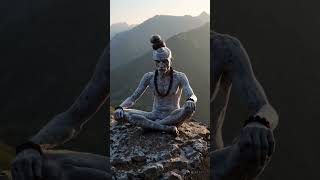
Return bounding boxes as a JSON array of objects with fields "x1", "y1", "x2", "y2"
[{"x1": 110, "y1": 0, "x2": 210, "y2": 25}]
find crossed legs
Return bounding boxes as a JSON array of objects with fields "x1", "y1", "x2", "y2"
[{"x1": 120, "y1": 106, "x2": 195, "y2": 134}]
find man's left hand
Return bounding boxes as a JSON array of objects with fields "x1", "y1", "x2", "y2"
[
  {"x1": 238, "y1": 122, "x2": 275, "y2": 167},
  {"x1": 184, "y1": 100, "x2": 196, "y2": 112}
]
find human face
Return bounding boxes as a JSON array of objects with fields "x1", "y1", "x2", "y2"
[{"x1": 155, "y1": 58, "x2": 171, "y2": 73}]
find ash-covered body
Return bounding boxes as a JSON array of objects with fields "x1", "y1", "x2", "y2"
[
  {"x1": 125, "y1": 71, "x2": 194, "y2": 117},
  {"x1": 114, "y1": 35, "x2": 197, "y2": 135},
  {"x1": 116, "y1": 70, "x2": 197, "y2": 130}
]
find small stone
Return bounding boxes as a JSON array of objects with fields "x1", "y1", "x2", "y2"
[
  {"x1": 163, "y1": 171, "x2": 183, "y2": 180},
  {"x1": 193, "y1": 140, "x2": 208, "y2": 154},
  {"x1": 141, "y1": 163, "x2": 164, "y2": 179},
  {"x1": 174, "y1": 137, "x2": 184, "y2": 143},
  {"x1": 181, "y1": 169, "x2": 191, "y2": 177},
  {"x1": 131, "y1": 154, "x2": 146, "y2": 162},
  {"x1": 163, "y1": 159, "x2": 188, "y2": 171},
  {"x1": 189, "y1": 153, "x2": 203, "y2": 168},
  {"x1": 186, "y1": 150, "x2": 199, "y2": 159},
  {"x1": 127, "y1": 171, "x2": 139, "y2": 179},
  {"x1": 169, "y1": 144, "x2": 180, "y2": 157},
  {"x1": 111, "y1": 157, "x2": 130, "y2": 166}
]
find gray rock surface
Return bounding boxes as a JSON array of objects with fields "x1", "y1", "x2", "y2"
[{"x1": 110, "y1": 117, "x2": 210, "y2": 180}]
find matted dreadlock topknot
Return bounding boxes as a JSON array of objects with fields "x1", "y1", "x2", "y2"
[{"x1": 150, "y1": 34, "x2": 166, "y2": 50}]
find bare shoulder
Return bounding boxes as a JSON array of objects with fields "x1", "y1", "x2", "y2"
[
  {"x1": 212, "y1": 31, "x2": 241, "y2": 48},
  {"x1": 212, "y1": 31, "x2": 245, "y2": 67},
  {"x1": 173, "y1": 70, "x2": 184, "y2": 77},
  {"x1": 142, "y1": 72, "x2": 154, "y2": 83},
  {"x1": 143, "y1": 71, "x2": 154, "y2": 77},
  {"x1": 173, "y1": 70, "x2": 188, "y2": 82}
]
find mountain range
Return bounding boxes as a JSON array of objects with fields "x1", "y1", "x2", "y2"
[
  {"x1": 110, "y1": 12, "x2": 209, "y2": 70},
  {"x1": 110, "y1": 22, "x2": 136, "y2": 39}
]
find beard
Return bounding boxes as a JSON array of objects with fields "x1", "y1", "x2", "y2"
[{"x1": 158, "y1": 67, "x2": 169, "y2": 73}]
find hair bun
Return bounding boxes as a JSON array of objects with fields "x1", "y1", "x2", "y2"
[{"x1": 150, "y1": 34, "x2": 166, "y2": 50}]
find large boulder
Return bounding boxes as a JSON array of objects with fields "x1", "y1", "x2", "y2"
[{"x1": 110, "y1": 117, "x2": 210, "y2": 180}]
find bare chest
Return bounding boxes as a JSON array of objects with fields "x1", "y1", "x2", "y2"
[{"x1": 149, "y1": 75, "x2": 181, "y2": 97}]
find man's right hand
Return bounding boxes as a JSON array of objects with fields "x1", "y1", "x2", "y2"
[
  {"x1": 114, "y1": 108, "x2": 124, "y2": 120},
  {"x1": 11, "y1": 149, "x2": 42, "y2": 180},
  {"x1": 222, "y1": 124, "x2": 275, "y2": 180}
]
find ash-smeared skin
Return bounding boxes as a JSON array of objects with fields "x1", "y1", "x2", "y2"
[
  {"x1": 211, "y1": 31, "x2": 279, "y2": 180},
  {"x1": 10, "y1": 47, "x2": 110, "y2": 180},
  {"x1": 115, "y1": 68, "x2": 197, "y2": 133},
  {"x1": 30, "y1": 47, "x2": 109, "y2": 149}
]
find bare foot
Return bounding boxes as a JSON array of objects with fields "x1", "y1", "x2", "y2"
[{"x1": 168, "y1": 126, "x2": 179, "y2": 136}]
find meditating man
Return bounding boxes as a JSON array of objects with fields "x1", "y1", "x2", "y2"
[{"x1": 113, "y1": 35, "x2": 197, "y2": 136}]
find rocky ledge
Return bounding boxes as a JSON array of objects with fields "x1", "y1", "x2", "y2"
[{"x1": 110, "y1": 117, "x2": 210, "y2": 180}]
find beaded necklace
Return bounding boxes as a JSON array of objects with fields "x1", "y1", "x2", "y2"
[{"x1": 154, "y1": 67, "x2": 173, "y2": 97}]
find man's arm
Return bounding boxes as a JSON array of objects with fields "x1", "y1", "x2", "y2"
[
  {"x1": 227, "y1": 36, "x2": 278, "y2": 129},
  {"x1": 212, "y1": 34, "x2": 278, "y2": 179},
  {"x1": 31, "y1": 47, "x2": 109, "y2": 149},
  {"x1": 180, "y1": 73, "x2": 197, "y2": 103},
  {"x1": 118, "y1": 72, "x2": 152, "y2": 109}
]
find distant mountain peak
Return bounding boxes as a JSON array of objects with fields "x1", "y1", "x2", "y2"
[
  {"x1": 110, "y1": 22, "x2": 136, "y2": 39},
  {"x1": 111, "y1": 22, "x2": 128, "y2": 26},
  {"x1": 197, "y1": 11, "x2": 209, "y2": 19},
  {"x1": 111, "y1": 22, "x2": 137, "y2": 28},
  {"x1": 198, "y1": 11, "x2": 209, "y2": 17},
  {"x1": 196, "y1": 11, "x2": 210, "y2": 22}
]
